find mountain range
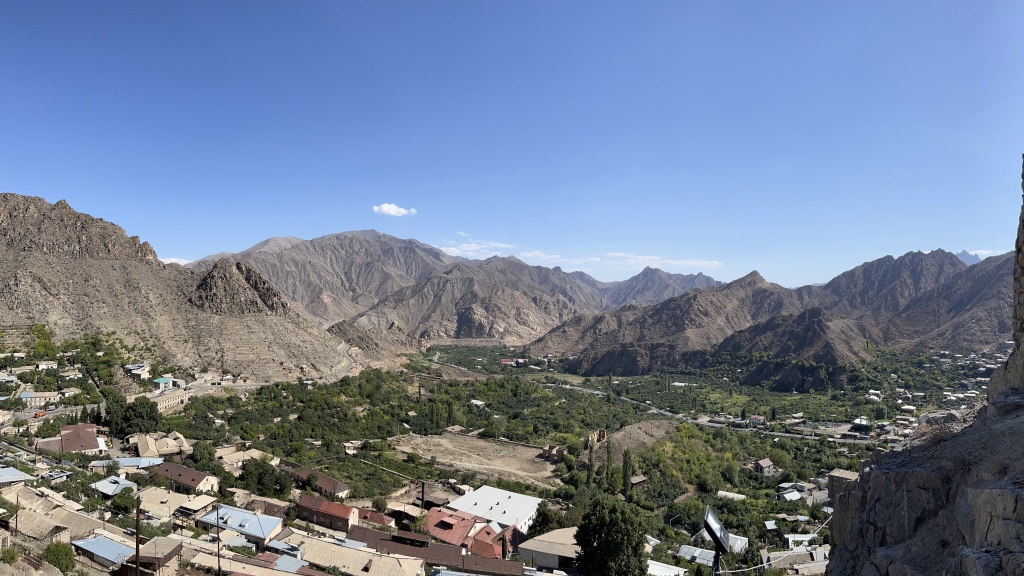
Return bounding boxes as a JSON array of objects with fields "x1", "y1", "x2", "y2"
[
  {"x1": 528, "y1": 249, "x2": 1014, "y2": 374},
  {"x1": 0, "y1": 193, "x2": 1011, "y2": 379},
  {"x1": 187, "y1": 234, "x2": 721, "y2": 342}
]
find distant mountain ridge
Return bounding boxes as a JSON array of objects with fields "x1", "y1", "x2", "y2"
[
  {"x1": 2, "y1": 192, "x2": 1007, "y2": 381},
  {"x1": 528, "y1": 249, "x2": 1012, "y2": 374},
  {"x1": 191, "y1": 233, "x2": 725, "y2": 341}
]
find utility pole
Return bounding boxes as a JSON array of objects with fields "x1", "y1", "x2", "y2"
[
  {"x1": 135, "y1": 495, "x2": 141, "y2": 576},
  {"x1": 216, "y1": 502, "x2": 222, "y2": 576}
]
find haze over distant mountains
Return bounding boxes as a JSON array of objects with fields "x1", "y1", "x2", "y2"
[{"x1": 0, "y1": 193, "x2": 1011, "y2": 380}]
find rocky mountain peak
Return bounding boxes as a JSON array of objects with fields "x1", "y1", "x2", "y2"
[
  {"x1": 0, "y1": 193, "x2": 157, "y2": 261},
  {"x1": 955, "y1": 250, "x2": 982, "y2": 265},
  {"x1": 189, "y1": 259, "x2": 289, "y2": 316},
  {"x1": 731, "y1": 270, "x2": 767, "y2": 286}
]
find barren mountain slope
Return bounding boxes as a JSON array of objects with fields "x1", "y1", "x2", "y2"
[
  {"x1": 717, "y1": 307, "x2": 878, "y2": 365},
  {"x1": 352, "y1": 257, "x2": 608, "y2": 343},
  {"x1": 600, "y1": 266, "x2": 721, "y2": 308},
  {"x1": 529, "y1": 271, "x2": 804, "y2": 356},
  {"x1": 189, "y1": 230, "x2": 461, "y2": 325},
  {"x1": 0, "y1": 195, "x2": 352, "y2": 381},
  {"x1": 813, "y1": 249, "x2": 968, "y2": 319},
  {"x1": 885, "y1": 252, "x2": 1013, "y2": 351}
]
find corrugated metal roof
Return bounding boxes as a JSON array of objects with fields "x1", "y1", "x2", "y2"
[
  {"x1": 90, "y1": 476, "x2": 137, "y2": 496},
  {"x1": 0, "y1": 467, "x2": 34, "y2": 484},
  {"x1": 72, "y1": 534, "x2": 134, "y2": 564},
  {"x1": 198, "y1": 504, "x2": 282, "y2": 541}
]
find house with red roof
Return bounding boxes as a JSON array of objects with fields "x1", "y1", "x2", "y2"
[
  {"x1": 426, "y1": 506, "x2": 519, "y2": 559},
  {"x1": 296, "y1": 494, "x2": 358, "y2": 532}
]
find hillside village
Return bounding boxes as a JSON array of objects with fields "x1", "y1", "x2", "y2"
[{"x1": 0, "y1": 327, "x2": 997, "y2": 576}]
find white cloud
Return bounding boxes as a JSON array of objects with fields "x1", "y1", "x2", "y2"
[
  {"x1": 520, "y1": 250, "x2": 563, "y2": 261},
  {"x1": 441, "y1": 237, "x2": 515, "y2": 259},
  {"x1": 605, "y1": 252, "x2": 724, "y2": 269},
  {"x1": 514, "y1": 248, "x2": 722, "y2": 278},
  {"x1": 372, "y1": 203, "x2": 417, "y2": 217},
  {"x1": 968, "y1": 249, "x2": 995, "y2": 257},
  {"x1": 160, "y1": 257, "x2": 192, "y2": 265},
  {"x1": 456, "y1": 231, "x2": 470, "y2": 237}
]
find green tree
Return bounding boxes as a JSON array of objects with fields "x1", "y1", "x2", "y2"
[
  {"x1": 575, "y1": 495, "x2": 647, "y2": 576},
  {"x1": 43, "y1": 542, "x2": 75, "y2": 573},
  {"x1": 103, "y1": 387, "x2": 129, "y2": 436},
  {"x1": 110, "y1": 489, "x2": 136, "y2": 515},
  {"x1": 190, "y1": 441, "x2": 216, "y2": 471},
  {"x1": 587, "y1": 444, "x2": 595, "y2": 486},
  {"x1": 529, "y1": 502, "x2": 561, "y2": 537},
  {"x1": 240, "y1": 458, "x2": 292, "y2": 499},
  {"x1": 621, "y1": 448, "x2": 634, "y2": 495},
  {"x1": 604, "y1": 440, "x2": 612, "y2": 488},
  {"x1": 121, "y1": 397, "x2": 163, "y2": 435},
  {"x1": 372, "y1": 496, "x2": 388, "y2": 514},
  {"x1": 1, "y1": 546, "x2": 20, "y2": 565}
]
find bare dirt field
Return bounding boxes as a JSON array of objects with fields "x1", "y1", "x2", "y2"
[{"x1": 391, "y1": 432, "x2": 560, "y2": 489}]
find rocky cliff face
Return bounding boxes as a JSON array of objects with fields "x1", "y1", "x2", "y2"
[
  {"x1": 0, "y1": 194, "x2": 157, "y2": 260},
  {"x1": 827, "y1": 155, "x2": 1024, "y2": 576}
]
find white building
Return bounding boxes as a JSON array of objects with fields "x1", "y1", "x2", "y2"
[{"x1": 446, "y1": 485, "x2": 543, "y2": 534}]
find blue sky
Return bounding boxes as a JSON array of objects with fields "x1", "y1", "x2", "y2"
[{"x1": 2, "y1": 1, "x2": 1021, "y2": 287}]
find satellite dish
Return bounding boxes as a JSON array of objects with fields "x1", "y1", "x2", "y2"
[
  {"x1": 703, "y1": 505, "x2": 730, "y2": 575},
  {"x1": 703, "y1": 505, "x2": 731, "y2": 554}
]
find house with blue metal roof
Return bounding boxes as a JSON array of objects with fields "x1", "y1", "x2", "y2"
[
  {"x1": 198, "y1": 504, "x2": 283, "y2": 547},
  {"x1": 71, "y1": 534, "x2": 134, "y2": 568},
  {"x1": 89, "y1": 476, "x2": 137, "y2": 497},
  {"x1": 0, "y1": 466, "x2": 35, "y2": 487}
]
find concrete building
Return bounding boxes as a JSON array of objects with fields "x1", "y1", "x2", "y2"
[
  {"x1": 516, "y1": 527, "x2": 579, "y2": 572},
  {"x1": 19, "y1": 391, "x2": 60, "y2": 409},
  {"x1": 152, "y1": 463, "x2": 220, "y2": 494},
  {"x1": 754, "y1": 458, "x2": 779, "y2": 477},
  {"x1": 151, "y1": 389, "x2": 191, "y2": 413},
  {"x1": 296, "y1": 494, "x2": 358, "y2": 532}
]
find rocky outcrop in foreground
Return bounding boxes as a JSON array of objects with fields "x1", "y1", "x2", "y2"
[{"x1": 827, "y1": 155, "x2": 1024, "y2": 576}]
